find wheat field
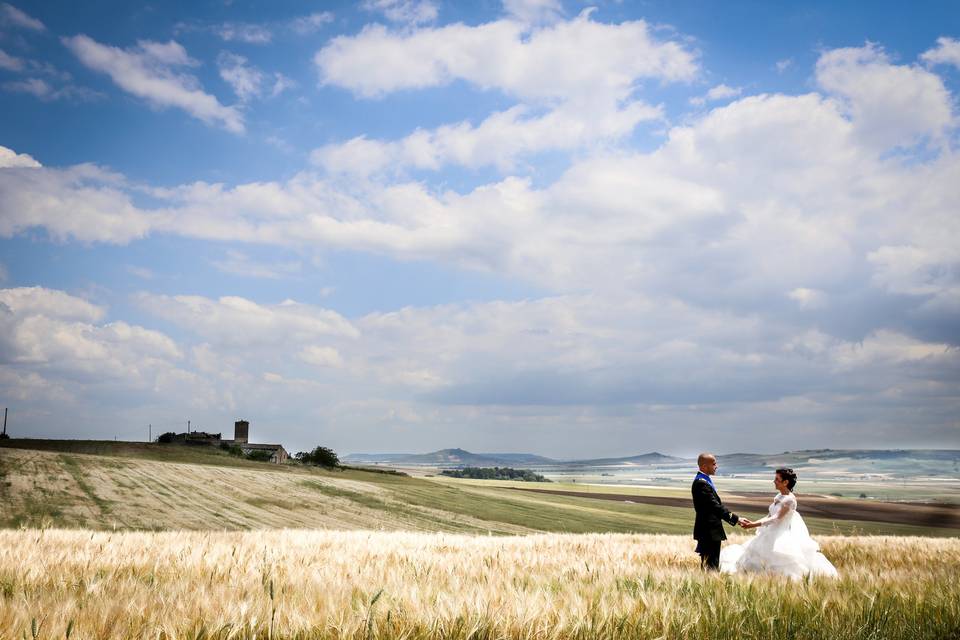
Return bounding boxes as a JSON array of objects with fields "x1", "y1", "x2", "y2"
[{"x1": 1, "y1": 529, "x2": 958, "y2": 640}]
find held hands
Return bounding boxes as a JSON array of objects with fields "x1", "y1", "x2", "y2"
[{"x1": 738, "y1": 518, "x2": 757, "y2": 529}]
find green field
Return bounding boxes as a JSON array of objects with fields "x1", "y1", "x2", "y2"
[{"x1": 1, "y1": 439, "x2": 957, "y2": 537}]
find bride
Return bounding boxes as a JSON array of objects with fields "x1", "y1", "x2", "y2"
[{"x1": 720, "y1": 467, "x2": 838, "y2": 579}]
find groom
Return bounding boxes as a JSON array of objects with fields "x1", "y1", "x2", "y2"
[{"x1": 692, "y1": 453, "x2": 752, "y2": 570}]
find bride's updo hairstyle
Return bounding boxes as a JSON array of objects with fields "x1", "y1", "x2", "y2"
[{"x1": 776, "y1": 467, "x2": 798, "y2": 490}]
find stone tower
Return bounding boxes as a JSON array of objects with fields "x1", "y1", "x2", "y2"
[{"x1": 234, "y1": 419, "x2": 249, "y2": 444}]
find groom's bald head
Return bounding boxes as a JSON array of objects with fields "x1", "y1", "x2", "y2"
[{"x1": 698, "y1": 453, "x2": 717, "y2": 474}]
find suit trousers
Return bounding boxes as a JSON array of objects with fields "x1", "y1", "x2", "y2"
[{"x1": 696, "y1": 539, "x2": 721, "y2": 571}]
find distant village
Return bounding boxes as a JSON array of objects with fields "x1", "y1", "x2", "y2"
[{"x1": 158, "y1": 419, "x2": 289, "y2": 464}]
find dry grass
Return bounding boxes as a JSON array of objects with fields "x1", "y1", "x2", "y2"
[{"x1": 0, "y1": 530, "x2": 957, "y2": 639}]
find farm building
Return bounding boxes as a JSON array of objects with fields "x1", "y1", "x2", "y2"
[
  {"x1": 159, "y1": 419, "x2": 289, "y2": 464},
  {"x1": 220, "y1": 420, "x2": 289, "y2": 464}
]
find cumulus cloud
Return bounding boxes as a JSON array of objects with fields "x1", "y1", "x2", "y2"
[
  {"x1": 289, "y1": 11, "x2": 334, "y2": 35},
  {"x1": 502, "y1": 0, "x2": 564, "y2": 25},
  {"x1": 816, "y1": 43, "x2": 953, "y2": 150},
  {"x1": 315, "y1": 11, "x2": 698, "y2": 100},
  {"x1": 217, "y1": 52, "x2": 264, "y2": 101},
  {"x1": 0, "y1": 3, "x2": 43, "y2": 31},
  {"x1": 0, "y1": 157, "x2": 152, "y2": 242},
  {"x1": 691, "y1": 83, "x2": 741, "y2": 105},
  {"x1": 2, "y1": 44, "x2": 958, "y2": 349},
  {"x1": 362, "y1": 0, "x2": 438, "y2": 26},
  {"x1": 135, "y1": 293, "x2": 359, "y2": 347},
  {"x1": 63, "y1": 35, "x2": 245, "y2": 133},
  {"x1": 921, "y1": 36, "x2": 960, "y2": 69},
  {"x1": 0, "y1": 144, "x2": 40, "y2": 168},
  {"x1": 216, "y1": 53, "x2": 292, "y2": 102},
  {"x1": 313, "y1": 11, "x2": 691, "y2": 171},
  {"x1": 312, "y1": 100, "x2": 662, "y2": 174},
  {"x1": 0, "y1": 286, "x2": 105, "y2": 322},
  {"x1": 0, "y1": 287, "x2": 181, "y2": 379},
  {"x1": 300, "y1": 345, "x2": 344, "y2": 368},
  {"x1": 210, "y1": 250, "x2": 301, "y2": 279},
  {"x1": 3, "y1": 77, "x2": 103, "y2": 102},
  {"x1": 215, "y1": 22, "x2": 272, "y2": 44},
  {"x1": 0, "y1": 47, "x2": 24, "y2": 71}
]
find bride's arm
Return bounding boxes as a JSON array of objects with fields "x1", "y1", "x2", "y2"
[{"x1": 755, "y1": 497, "x2": 796, "y2": 527}]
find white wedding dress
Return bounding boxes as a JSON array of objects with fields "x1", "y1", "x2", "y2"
[{"x1": 719, "y1": 492, "x2": 838, "y2": 580}]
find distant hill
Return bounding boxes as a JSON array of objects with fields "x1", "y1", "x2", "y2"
[
  {"x1": 715, "y1": 449, "x2": 960, "y2": 476},
  {"x1": 558, "y1": 452, "x2": 686, "y2": 467},
  {"x1": 344, "y1": 449, "x2": 686, "y2": 467},
  {"x1": 343, "y1": 447, "x2": 960, "y2": 477}
]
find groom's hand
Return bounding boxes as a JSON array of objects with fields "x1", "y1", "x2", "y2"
[{"x1": 738, "y1": 518, "x2": 753, "y2": 528}]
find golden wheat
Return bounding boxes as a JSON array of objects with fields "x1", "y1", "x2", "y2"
[{"x1": 0, "y1": 530, "x2": 957, "y2": 639}]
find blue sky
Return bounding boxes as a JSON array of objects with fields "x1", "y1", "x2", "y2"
[{"x1": 1, "y1": 0, "x2": 958, "y2": 457}]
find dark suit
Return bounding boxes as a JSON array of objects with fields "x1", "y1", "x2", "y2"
[{"x1": 692, "y1": 476, "x2": 739, "y2": 570}]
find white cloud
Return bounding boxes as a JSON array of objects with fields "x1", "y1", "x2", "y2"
[
  {"x1": 3, "y1": 77, "x2": 102, "y2": 102},
  {"x1": 313, "y1": 11, "x2": 688, "y2": 171},
  {"x1": 690, "y1": 83, "x2": 741, "y2": 106},
  {"x1": 921, "y1": 36, "x2": 960, "y2": 69},
  {"x1": 0, "y1": 144, "x2": 40, "y2": 168},
  {"x1": 2, "y1": 46, "x2": 958, "y2": 352},
  {"x1": 788, "y1": 287, "x2": 826, "y2": 309},
  {"x1": 300, "y1": 345, "x2": 344, "y2": 368},
  {"x1": 362, "y1": 0, "x2": 438, "y2": 26},
  {"x1": 315, "y1": 11, "x2": 698, "y2": 100},
  {"x1": 815, "y1": 43, "x2": 953, "y2": 150},
  {"x1": 1, "y1": 3, "x2": 44, "y2": 31},
  {"x1": 215, "y1": 22, "x2": 272, "y2": 44},
  {"x1": 270, "y1": 73, "x2": 296, "y2": 97},
  {"x1": 312, "y1": 100, "x2": 662, "y2": 174},
  {"x1": 217, "y1": 52, "x2": 264, "y2": 101},
  {"x1": 775, "y1": 58, "x2": 792, "y2": 73},
  {"x1": 135, "y1": 293, "x2": 359, "y2": 347},
  {"x1": 706, "y1": 83, "x2": 740, "y2": 100},
  {"x1": 0, "y1": 47, "x2": 24, "y2": 71},
  {"x1": 63, "y1": 35, "x2": 245, "y2": 134},
  {"x1": 210, "y1": 250, "x2": 301, "y2": 279},
  {"x1": 126, "y1": 265, "x2": 154, "y2": 280},
  {"x1": 0, "y1": 158, "x2": 152, "y2": 242},
  {"x1": 289, "y1": 12, "x2": 334, "y2": 35},
  {"x1": 502, "y1": 0, "x2": 564, "y2": 26},
  {"x1": 0, "y1": 288, "x2": 212, "y2": 433},
  {"x1": 0, "y1": 286, "x2": 104, "y2": 322}
]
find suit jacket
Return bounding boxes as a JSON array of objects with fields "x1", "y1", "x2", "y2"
[{"x1": 692, "y1": 477, "x2": 739, "y2": 541}]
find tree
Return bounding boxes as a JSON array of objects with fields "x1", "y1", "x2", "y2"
[{"x1": 295, "y1": 446, "x2": 340, "y2": 468}]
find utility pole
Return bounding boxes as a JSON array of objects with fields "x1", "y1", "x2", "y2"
[
  {"x1": 1, "y1": 407, "x2": 7, "y2": 438},
  {"x1": 187, "y1": 419, "x2": 191, "y2": 434},
  {"x1": 149, "y1": 423, "x2": 152, "y2": 443}
]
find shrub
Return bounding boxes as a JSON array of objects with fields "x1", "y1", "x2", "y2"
[{"x1": 295, "y1": 446, "x2": 340, "y2": 467}]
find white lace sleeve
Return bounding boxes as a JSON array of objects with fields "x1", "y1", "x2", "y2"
[{"x1": 760, "y1": 495, "x2": 796, "y2": 526}]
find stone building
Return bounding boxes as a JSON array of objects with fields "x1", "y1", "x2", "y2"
[
  {"x1": 221, "y1": 420, "x2": 289, "y2": 464},
  {"x1": 160, "y1": 419, "x2": 288, "y2": 464}
]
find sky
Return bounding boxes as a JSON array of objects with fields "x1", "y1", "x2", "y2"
[{"x1": 0, "y1": 0, "x2": 958, "y2": 459}]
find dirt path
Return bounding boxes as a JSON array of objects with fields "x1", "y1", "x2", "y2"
[{"x1": 507, "y1": 487, "x2": 960, "y2": 529}]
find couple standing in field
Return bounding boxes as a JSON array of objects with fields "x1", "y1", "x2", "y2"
[{"x1": 692, "y1": 452, "x2": 838, "y2": 579}]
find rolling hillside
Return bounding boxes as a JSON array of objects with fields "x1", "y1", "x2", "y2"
[{"x1": 0, "y1": 439, "x2": 957, "y2": 536}]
